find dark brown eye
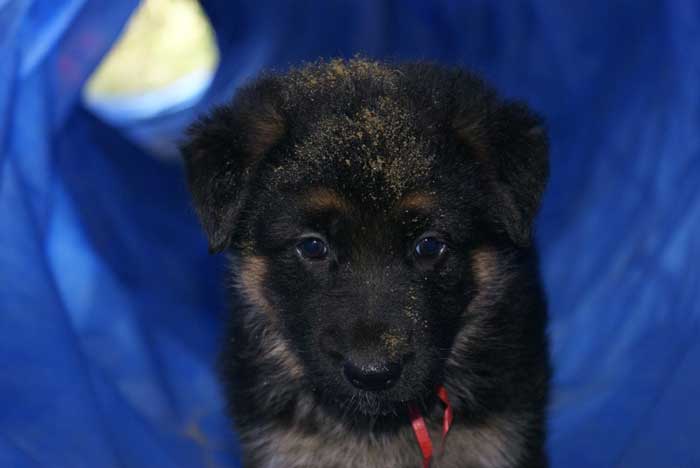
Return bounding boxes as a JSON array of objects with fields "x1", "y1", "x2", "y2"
[
  {"x1": 415, "y1": 237, "x2": 447, "y2": 259},
  {"x1": 297, "y1": 237, "x2": 329, "y2": 260}
]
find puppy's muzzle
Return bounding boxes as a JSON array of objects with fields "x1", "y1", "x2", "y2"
[{"x1": 321, "y1": 320, "x2": 412, "y2": 392}]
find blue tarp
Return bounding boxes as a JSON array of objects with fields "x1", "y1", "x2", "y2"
[{"x1": 1, "y1": 1, "x2": 698, "y2": 467}]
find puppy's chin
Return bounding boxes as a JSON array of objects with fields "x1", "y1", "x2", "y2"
[
  {"x1": 333, "y1": 391, "x2": 404, "y2": 417},
  {"x1": 322, "y1": 381, "x2": 429, "y2": 418}
]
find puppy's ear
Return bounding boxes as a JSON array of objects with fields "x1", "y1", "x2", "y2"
[
  {"x1": 457, "y1": 102, "x2": 549, "y2": 247},
  {"x1": 181, "y1": 78, "x2": 286, "y2": 252}
]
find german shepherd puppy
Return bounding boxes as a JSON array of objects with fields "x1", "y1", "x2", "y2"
[{"x1": 182, "y1": 58, "x2": 550, "y2": 468}]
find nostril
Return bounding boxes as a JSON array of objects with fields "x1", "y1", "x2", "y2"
[{"x1": 343, "y1": 360, "x2": 402, "y2": 391}]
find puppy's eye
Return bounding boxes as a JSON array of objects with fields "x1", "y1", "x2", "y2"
[
  {"x1": 415, "y1": 236, "x2": 447, "y2": 259},
  {"x1": 297, "y1": 237, "x2": 329, "y2": 260}
]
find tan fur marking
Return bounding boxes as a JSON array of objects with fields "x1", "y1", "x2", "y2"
[
  {"x1": 453, "y1": 117, "x2": 489, "y2": 160},
  {"x1": 239, "y1": 256, "x2": 273, "y2": 315},
  {"x1": 397, "y1": 191, "x2": 436, "y2": 212},
  {"x1": 437, "y1": 415, "x2": 527, "y2": 467},
  {"x1": 242, "y1": 422, "x2": 420, "y2": 468},
  {"x1": 246, "y1": 104, "x2": 286, "y2": 159},
  {"x1": 300, "y1": 187, "x2": 351, "y2": 213},
  {"x1": 446, "y1": 247, "x2": 507, "y2": 374},
  {"x1": 241, "y1": 412, "x2": 528, "y2": 468},
  {"x1": 471, "y1": 247, "x2": 501, "y2": 287},
  {"x1": 238, "y1": 256, "x2": 304, "y2": 379}
]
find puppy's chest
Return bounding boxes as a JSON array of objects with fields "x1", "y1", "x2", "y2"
[{"x1": 243, "y1": 422, "x2": 523, "y2": 468}]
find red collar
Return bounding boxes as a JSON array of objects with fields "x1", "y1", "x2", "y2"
[{"x1": 407, "y1": 385, "x2": 453, "y2": 468}]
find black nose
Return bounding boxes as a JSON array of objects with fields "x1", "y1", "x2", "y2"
[{"x1": 343, "y1": 360, "x2": 402, "y2": 391}]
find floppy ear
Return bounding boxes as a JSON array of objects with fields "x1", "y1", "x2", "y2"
[
  {"x1": 456, "y1": 102, "x2": 549, "y2": 247},
  {"x1": 180, "y1": 78, "x2": 287, "y2": 252}
]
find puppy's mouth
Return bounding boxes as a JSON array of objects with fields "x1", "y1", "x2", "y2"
[
  {"x1": 335, "y1": 390, "x2": 402, "y2": 416},
  {"x1": 329, "y1": 380, "x2": 444, "y2": 420}
]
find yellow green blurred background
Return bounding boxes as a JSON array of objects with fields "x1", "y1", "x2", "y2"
[{"x1": 85, "y1": 0, "x2": 218, "y2": 98}]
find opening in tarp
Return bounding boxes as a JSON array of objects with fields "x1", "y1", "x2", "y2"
[{"x1": 83, "y1": 0, "x2": 219, "y2": 159}]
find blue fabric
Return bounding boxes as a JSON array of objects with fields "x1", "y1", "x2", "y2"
[{"x1": 1, "y1": 1, "x2": 698, "y2": 467}]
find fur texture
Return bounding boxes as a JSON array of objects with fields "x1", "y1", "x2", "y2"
[{"x1": 182, "y1": 58, "x2": 550, "y2": 468}]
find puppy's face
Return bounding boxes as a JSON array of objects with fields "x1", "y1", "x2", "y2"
[
  {"x1": 182, "y1": 60, "x2": 547, "y2": 417},
  {"x1": 240, "y1": 116, "x2": 479, "y2": 415}
]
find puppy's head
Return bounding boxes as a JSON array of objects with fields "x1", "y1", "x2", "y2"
[{"x1": 182, "y1": 59, "x2": 548, "y2": 417}]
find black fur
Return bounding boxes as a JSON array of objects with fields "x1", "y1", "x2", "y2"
[{"x1": 182, "y1": 58, "x2": 550, "y2": 468}]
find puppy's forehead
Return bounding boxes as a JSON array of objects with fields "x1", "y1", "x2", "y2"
[{"x1": 271, "y1": 99, "x2": 435, "y2": 207}]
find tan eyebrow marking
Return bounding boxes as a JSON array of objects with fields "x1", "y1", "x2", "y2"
[
  {"x1": 299, "y1": 187, "x2": 352, "y2": 213},
  {"x1": 396, "y1": 191, "x2": 436, "y2": 212}
]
